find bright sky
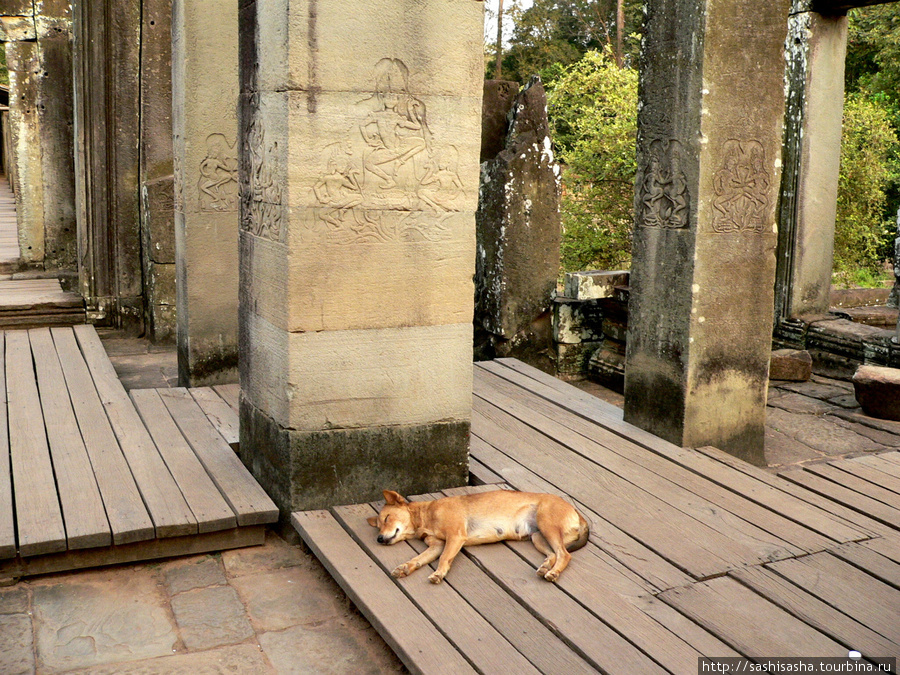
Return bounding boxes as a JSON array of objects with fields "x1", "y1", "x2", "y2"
[{"x1": 483, "y1": 0, "x2": 534, "y2": 47}]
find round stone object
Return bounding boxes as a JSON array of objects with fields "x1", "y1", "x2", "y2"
[{"x1": 852, "y1": 365, "x2": 900, "y2": 421}]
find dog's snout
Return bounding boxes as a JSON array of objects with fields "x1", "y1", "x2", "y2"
[{"x1": 377, "y1": 534, "x2": 385, "y2": 544}]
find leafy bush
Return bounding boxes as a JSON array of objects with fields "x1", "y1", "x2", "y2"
[
  {"x1": 834, "y1": 93, "x2": 899, "y2": 284},
  {"x1": 546, "y1": 48, "x2": 638, "y2": 271}
]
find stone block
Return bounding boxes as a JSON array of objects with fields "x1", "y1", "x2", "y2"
[
  {"x1": 564, "y1": 270, "x2": 629, "y2": 300},
  {"x1": 555, "y1": 341, "x2": 602, "y2": 377},
  {"x1": 0, "y1": 16, "x2": 36, "y2": 41},
  {"x1": 252, "y1": 0, "x2": 485, "y2": 99},
  {"x1": 240, "y1": 400, "x2": 469, "y2": 513},
  {"x1": 163, "y1": 555, "x2": 226, "y2": 595},
  {"x1": 242, "y1": 315, "x2": 473, "y2": 431},
  {"x1": 769, "y1": 349, "x2": 812, "y2": 381},
  {"x1": 169, "y1": 585, "x2": 253, "y2": 651},
  {"x1": 553, "y1": 297, "x2": 604, "y2": 344},
  {"x1": 0, "y1": 614, "x2": 34, "y2": 675},
  {"x1": 601, "y1": 316, "x2": 628, "y2": 344},
  {"x1": 481, "y1": 79, "x2": 518, "y2": 162},
  {"x1": 589, "y1": 347, "x2": 626, "y2": 393},
  {"x1": 142, "y1": 176, "x2": 176, "y2": 264},
  {"x1": 852, "y1": 365, "x2": 900, "y2": 421}
]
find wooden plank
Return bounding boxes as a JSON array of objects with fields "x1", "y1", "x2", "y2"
[
  {"x1": 474, "y1": 400, "x2": 745, "y2": 579},
  {"x1": 468, "y1": 457, "x2": 503, "y2": 485},
  {"x1": 854, "y1": 454, "x2": 900, "y2": 481},
  {"x1": 51, "y1": 327, "x2": 154, "y2": 545},
  {"x1": 659, "y1": 575, "x2": 847, "y2": 657},
  {"x1": 766, "y1": 552, "x2": 900, "y2": 644},
  {"x1": 0, "y1": 332, "x2": 15, "y2": 559},
  {"x1": 827, "y1": 541, "x2": 900, "y2": 589},
  {"x1": 862, "y1": 536, "x2": 900, "y2": 565},
  {"x1": 470, "y1": 434, "x2": 690, "y2": 592},
  {"x1": 778, "y1": 469, "x2": 900, "y2": 530},
  {"x1": 630, "y1": 594, "x2": 743, "y2": 659},
  {"x1": 479, "y1": 361, "x2": 869, "y2": 544},
  {"x1": 805, "y1": 462, "x2": 900, "y2": 509},
  {"x1": 730, "y1": 565, "x2": 900, "y2": 659},
  {"x1": 292, "y1": 510, "x2": 476, "y2": 675},
  {"x1": 189, "y1": 387, "x2": 239, "y2": 449},
  {"x1": 131, "y1": 389, "x2": 237, "y2": 533},
  {"x1": 212, "y1": 383, "x2": 239, "y2": 412},
  {"x1": 476, "y1": 369, "x2": 809, "y2": 562},
  {"x1": 159, "y1": 388, "x2": 278, "y2": 526},
  {"x1": 0, "y1": 526, "x2": 265, "y2": 582},
  {"x1": 29, "y1": 328, "x2": 110, "y2": 549},
  {"x1": 477, "y1": 366, "x2": 832, "y2": 556},
  {"x1": 5, "y1": 330, "x2": 66, "y2": 556},
  {"x1": 829, "y1": 458, "x2": 900, "y2": 497},
  {"x1": 72, "y1": 325, "x2": 196, "y2": 538},
  {"x1": 333, "y1": 503, "x2": 544, "y2": 675}
]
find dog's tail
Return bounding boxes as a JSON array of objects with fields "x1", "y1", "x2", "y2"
[{"x1": 567, "y1": 512, "x2": 591, "y2": 552}]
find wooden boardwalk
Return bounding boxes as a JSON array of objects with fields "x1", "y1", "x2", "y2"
[
  {"x1": 0, "y1": 174, "x2": 18, "y2": 269},
  {"x1": 0, "y1": 324, "x2": 276, "y2": 579},
  {"x1": 294, "y1": 358, "x2": 900, "y2": 674}
]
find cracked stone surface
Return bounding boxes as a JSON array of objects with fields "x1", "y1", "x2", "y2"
[
  {"x1": 163, "y1": 555, "x2": 227, "y2": 596},
  {"x1": 169, "y1": 585, "x2": 254, "y2": 651},
  {"x1": 32, "y1": 570, "x2": 176, "y2": 672},
  {"x1": 0, "y1": 586, "x2": 29, "y2": 614},
  {"x1": 59, "y1": 644, "x2": 275, "y2": 675},
  {"x1": 0, "y1": 613, "x2": 36, "y2": 675}
]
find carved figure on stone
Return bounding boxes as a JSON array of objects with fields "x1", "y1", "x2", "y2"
[
  {"x1": 198, "y1": 134, "x2": 239, "y2": 212},
  {"x1": 308, "y1": 58, "x2": 463, "y2": 244},
  {"x1": 241, "y1": 96, "x2": 283, "y2": 241},
  {"x1": 638, "y1": 139, "x2": 688, "y2": 229},
  {"x1": 711, "y1": 139, "x2": 770, "y2": 233}
]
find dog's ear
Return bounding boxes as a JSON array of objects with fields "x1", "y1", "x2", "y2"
[
  {"x1": 366, "y1": 516, "x2": 378, "y2": 527},
  {"x1": 383, "y1": 490, "x2": 407, "y2": 505}
]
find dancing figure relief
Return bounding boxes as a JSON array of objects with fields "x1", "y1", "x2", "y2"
[
  {"x1": 639, "y1": 139, "x2": 689, "y2": 229},
  {"x1": 711, "y1": 139, "x2": 770, "y2": 234},
  {"x1": 199, "y1": 133, "x2": 239, "y2": 212}
]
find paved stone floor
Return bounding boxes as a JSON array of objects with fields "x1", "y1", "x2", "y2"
[{"x1": 1, "y1": 532, "x2": 405, "y2": 674}]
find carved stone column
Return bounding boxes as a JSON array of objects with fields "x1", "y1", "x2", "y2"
[
  {"x1": 238, "y1": 0, "x2": 483, "y2": 512},
  {"x1": 623, "y1": 0, "x2": 791, "y2": 465},
  {"x1": 172, "y1": 0, "x2": 240, "y2": 384}
]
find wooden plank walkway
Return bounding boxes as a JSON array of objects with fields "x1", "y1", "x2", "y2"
[
  {"x1": 294, "y1": 358, "x2": 900, "y2": 674},
  {"x1": 0, "y1": 325, "x2": 277, "y2": 580},
  {"x1": 0, "y1": 174, "x2": 19, "y2": 269}
]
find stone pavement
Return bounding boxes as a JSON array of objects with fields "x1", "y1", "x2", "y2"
[
  {"x1": 0, "y1": 531, "x2": 405, "y2": 674},
  {"x1": 574, "y1": 373, "x2": 900, "y2": 472}
]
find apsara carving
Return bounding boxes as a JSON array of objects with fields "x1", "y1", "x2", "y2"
[
  {"x1": 242, "y1": 95, "x2": 283, "y2": 241},
  {"x1": 638, "y1": 139, "x2": 689, "y2": 229},
  {"x1": 711, "y1": 139, "x2": 770, "y2": 234},
  {"x1": 199, "y1": 134, "x2": 239, "y2": 212}
]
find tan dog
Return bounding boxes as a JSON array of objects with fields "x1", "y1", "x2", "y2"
[{"x1": 367, "y1": 489, "x2": 590, "y2": 584}]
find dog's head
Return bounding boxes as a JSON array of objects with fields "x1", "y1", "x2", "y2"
[{"x1": 366, "y1": 490, "x2": 415, "y2": 545}]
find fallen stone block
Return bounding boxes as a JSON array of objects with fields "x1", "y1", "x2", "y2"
[
  {"x1": 552, "y1": 297, "x2": 603, "y2": 344},
  {"x1": 563, "y1": 271, "x2": 629, "y2": 301},
  {"x1": 852, "y1": 365, "x2": 900, "y2": 421},
  {"x1": 769, "y1": 349, "x2": 812, "y2": 381}
]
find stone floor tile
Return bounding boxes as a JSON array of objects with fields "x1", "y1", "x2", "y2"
[
  {"x1": 779, "y1": 380, "x2": 851, "y2": 401},
  {"x1": 32, "y1": 570, "x2": 176, "y2": 673},
  {"x1": 764, "y1": 427, "x2": 824, "y2": 471},
  {"x1": 230, "y1": 566, "x2": 345, "y2": 633},
  {"x1": 169, "y1": 585, "x2": 254, "y2": 651},
  {"x1": 163, "y1": 555, "x2": 227, "y2": 596},
  {"x1": 258, "y1": 620, "x2": 405, "y2": 675},
  {"x1": 766, "y1": 392, "x2": 837, "y2": 415},
  {"x1": 57, "y1": 644, "x2": 275, "y2": 675},
  {"x1": 0, "y1": 585, "x2": 29, "y2": 614},
  {"x1": 0, "y1": 613, "x2": 36, "y2": 675},
  {"x1": 221, "y1": 531, "x2": 306, "y2": 578},
  {"x1": 767, "y1": 407, "x2": 890, "y2": 457}
]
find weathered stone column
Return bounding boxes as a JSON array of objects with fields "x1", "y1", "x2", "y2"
[
  {"x1": 238, "y1": 0, "x2": 483, "y2": 512},
  {"x1": 623, "y1": 0, "x2": 790, "y2": 465},
  {"x1": 775, "y1": 5, "x2": 848, "y2": 320},
  {"x1": 172, "y1": 0, "x2": 240, "y2": 384}
]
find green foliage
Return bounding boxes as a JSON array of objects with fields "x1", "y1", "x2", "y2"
[
  {"x1": 0, "y1": 45, "x2": 7, "y2": 87},
  {"x1": 846, "y1": 5, "x2": 900, "y2": 108},
  {"x1": 834, "y1": 93, "x2": 900, "y2": 285},
  {"x1": 546, "y1": 48, "x2": 638, "y2": 271}
]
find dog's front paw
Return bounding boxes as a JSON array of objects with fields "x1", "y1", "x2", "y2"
[
  {"x1": 392, "y1": 563, "x2": 413, "y2": 578},
  {"x1": 427, "y1": 571, "x2": 444, "y2": 584},
  {"x1": 543, "y1": 569, "x2": 560, "y2": 582},
  {"x1": 536, "y1": 564, "x2": 551, "y2": 577}
]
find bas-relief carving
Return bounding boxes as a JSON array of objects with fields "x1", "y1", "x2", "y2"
[
  {"x1": 711, "y1": 139, "x2": 770, "y2": 234},
  {"x1": 198, "y1": 134, "x2": 239, "y2": 212},
  {"x1": 638, "y1": 139, "x2": 689, "y2": 229},
  {"x1": 241, "y1": 94, "x2": 283, "y2": 241},
  {"x1": 308, "y1": 58, "x2": 464, "y2": 245},
  {"x1": 173, "y1": 148, "x2": 184, "y2": 213}
]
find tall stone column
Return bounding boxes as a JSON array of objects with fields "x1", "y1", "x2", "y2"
[
  {"x1": 775, "y1": 6, "x2": 848, "y2": 320},
  {"x1": 172, "y1": 0, "x2": 240, "y2": 384},
  {"x1": 623, "y1": 0, "x2": 790, "y2": 465},
  {"x1": 238, "y1": 0, "x2": 483, "y2": 512}
]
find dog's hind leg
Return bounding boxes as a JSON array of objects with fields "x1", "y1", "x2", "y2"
[
  {"x1": 531, "y1": 532, "x2": 557, "y2": 578},
  {"x1": 538, "y1": 528, "x2": 571, "y2": 582}
]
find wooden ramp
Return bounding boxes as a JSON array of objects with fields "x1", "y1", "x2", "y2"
[
  {"x1": 0, "y1": 325, "x2": 276, "y2": 579},
  {"x1": 0, "y1": 278, "x2": 85, "y2": 329},
  {"x1": 294, "y1": 358, "x2": 900, "y2": 674}
]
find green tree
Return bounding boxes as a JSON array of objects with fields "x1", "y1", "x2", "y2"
[
  {"x1": 546, "y1": 48, "x2": 638, "y2": 271},
  {"x1": 834, "y1": 93, "x2": 899, "y2": 284},
  {"x1": 0, "y1": 45, "x2": 7, "y2": 87}
]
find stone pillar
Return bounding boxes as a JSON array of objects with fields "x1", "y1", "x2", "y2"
[
  {"x1": 172, "y1": 0, "x2": 240, "y2": 384},
  {"x1": 238, "y1": 0, "x2": 483, "y2": 512},
  {"x1": 474, "y1": 77, "x2": 561, "y2": 371},
  {"x1": 775, "y1": 5, "x2": 848, "y2": 320},
  {"x1": 140, "y1": 0, "x2": 176, "y2": 342},
  {"x1": 623, "y1": 0, "x2": 790, "y2": 465}
]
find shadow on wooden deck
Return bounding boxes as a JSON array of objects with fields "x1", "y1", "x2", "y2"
[{"x1": 295, "y1": 358, "x2": 900, "y2": 674}]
